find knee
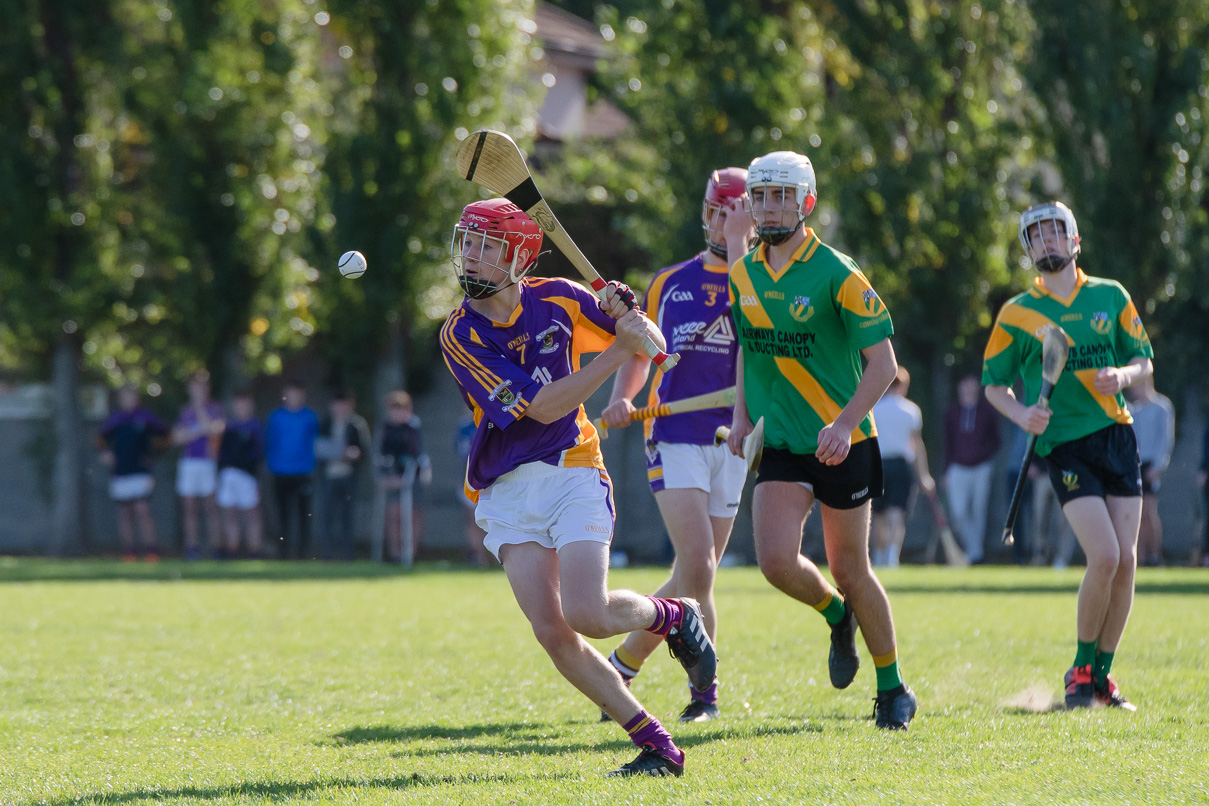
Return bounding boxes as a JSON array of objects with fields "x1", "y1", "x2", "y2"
[
  {"x1": 560, "y1": 601, "x2": 612, "y2": 640},
  {"x1": 830, "y1": 557, "x2": 870, "y2": 595},
  {"x1": 1086, "y1": 546, "x2": 1121, "y2": 580},
  {"x1": 678, "y1": 554, "x2": 718, "y2": 598},
  {"x1": 757, "y1": 550, "x2": 795, "y2": 588},
  {"x1": 1117, "y1": 550, "x2": 1137, "y2": 578},
  {"x1": 529, "y1": 615, "x2": 580, "y2": 654}
]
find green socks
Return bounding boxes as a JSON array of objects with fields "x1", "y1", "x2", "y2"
[
  {"x1": 1074, "y1": 639, "x2": 1097, "y2": 668},
  {"x1": 1094, "y1": 649, "x2": 1115, "y2": 680},
  {"x1": 815, "y1": 590, "x2": 847, "y2": 625}
]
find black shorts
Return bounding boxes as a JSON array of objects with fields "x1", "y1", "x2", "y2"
[
  {"x1": 872, "y1": 456, "x2": 913, "y2": 512},
  {"x1": 1045, "y1": 423, "x2": 1142, "y2": 507},
  {"x1": 756, "y1": 438, "x2": 883, "y2": 510}
]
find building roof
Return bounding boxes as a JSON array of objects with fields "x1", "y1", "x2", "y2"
[{"x1": 535, "y1": 2, "x2": 609, "y2": 61}]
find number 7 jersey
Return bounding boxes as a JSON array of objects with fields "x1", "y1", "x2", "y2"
[{"x1": 439, "y1": 277, "x2": 619, "y2": 497}]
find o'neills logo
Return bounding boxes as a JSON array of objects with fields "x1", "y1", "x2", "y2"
[{"x1": 851, "y1": 487, "x2": 869, "y2": 500}]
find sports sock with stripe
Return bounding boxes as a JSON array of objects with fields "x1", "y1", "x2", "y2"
[
  {"x1": 812, "y1": 587, "x2": 847, "y2": 626},
  {"x1": 1093, "y1": 649, "x2": 1114, "y2": 680},
  {"x1": 1074, "y1": 639, "x2": 1097, "y2": 669},
  {"x1": 689, "y1": 680, "x2": 718, "y2": 705},
  {"x1": 622, "y1": 711, "x2": 684, "y2": 763},
  {"x1": 608, "y1": 647, "x2": 643, "y2": 681},
  {"x1": 645, "y1": 596, "x2": 684, "y2": 637},
  {"x1": 873, "y1": 648, "x2": 904, "y2": 692}
]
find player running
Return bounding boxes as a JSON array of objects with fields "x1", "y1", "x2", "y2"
[
  {"x1": 983, "y1": 201, "x2": 1152, "y2": 710},
  {"x1": 439, "y1": 198, "x2": 717, "y2": 777},
  {"x1": 599, "y1": 168, "x2": 753, "y2": 723},
  {"x1": 723, "y1": 150, "x2": 918, "y2": 729}
]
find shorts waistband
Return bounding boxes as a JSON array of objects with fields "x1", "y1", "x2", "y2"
[{"x1": 496, "y1": 460, "x2": 562, "y2": 483}]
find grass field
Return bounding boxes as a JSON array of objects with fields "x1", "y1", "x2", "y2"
[{"x1": 1, "y1": 559, "x2": 1207, "y2": 805}]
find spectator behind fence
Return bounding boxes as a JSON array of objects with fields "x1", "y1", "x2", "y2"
[
  {"x1": 171, "y1": 370, "x2": 225, "y2": 561},
  {"x1": 375, "y1": 391, "x2": 431, "y2": 563},
  {"x1": 98, "y1": 385, "x2": 169, "y2": 562},
  {"x1": 456, "y1": 412, "x2": 490, "y2": 566},
  {"x1": 266, "y1": 380, "x2": 318, "y2": 559},
  {"x1": 217, "y1": 389, "x2": 264, "y2": 559},
  {"x1": 1126, "y1": 377, "x2": 1174, "y2": 567},
  {"x1": 943, "y1": 374, "x2": 1001, "y2": 563},
  {"x1": 870, "y1": 366, "x2": 935, "y2": 567},
  {"x1": 316, "y1": 390, "x2": 371, "y2": 561}
]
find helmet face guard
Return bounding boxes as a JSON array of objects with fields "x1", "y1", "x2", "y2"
[
  {"x1": 450, "y1": 199, "x2": 543, "y2": 299},
  {"x1": 746, "y1": 151, "x2": 817, "y2": 247},
  {"x1": 1019, "y1": 202, "x2": 1080, "y2": 273},
  {"x1": 701, "y1": 167, "x2": 749, "y2": 258}
]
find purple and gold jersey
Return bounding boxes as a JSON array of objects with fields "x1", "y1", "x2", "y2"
[
  {"x1": 440, "y1": 277, "x2": 619, "y2": 498},
  {"x1": 643, "y1": 253, "x2": 737, "y2": 445}
]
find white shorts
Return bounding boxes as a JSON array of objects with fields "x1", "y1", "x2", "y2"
[
  {"x1": 176, "y1": 457, "x2": 218, "y2": 497},
  {"x1": 216, "y1": 467, "x2": 260, "y2": 510},
  {"x1": 110, "y1": 473, "x2": 154, "y2": 502},
  {"x1": 476, "y1": 463, "x2": 614, "y2": 562},
  {"x1": 647, "y1": 442, "x2": 747, "y2": 518}
]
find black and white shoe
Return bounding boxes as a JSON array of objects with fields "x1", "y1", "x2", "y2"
[
  {"x1": 607, "y1": 745, "x2": 685, "y2": 778},
  {"x1": 828, "y1": 601, "x2": 860, "y2": 689},
  {"x1": 678, "y1": 699, "x2": 719, "y2": 723},
  {"x1": 665, "y1": 598, "x2": 717, "y2": 692},
  {"x1": 872, "y1": 684, "x2": 918, "y2": 730}
]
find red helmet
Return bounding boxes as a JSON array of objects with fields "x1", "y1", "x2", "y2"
[
  {"x1": 451, "y1": 198, "x2": 544, "y2": 298},
  {"x1": 702, "y1": 167, "x2": 748, "y2": 257}
]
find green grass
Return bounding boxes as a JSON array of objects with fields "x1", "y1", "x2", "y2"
[{"x1": 1, "y1": 559, "x2": 1207, "y2": 805}]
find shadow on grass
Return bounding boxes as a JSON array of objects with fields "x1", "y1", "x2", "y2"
[
  {"x1": 0, "y1": 558, "x2": 501, "y2": 584},
  {"x1": 333, "y1": 719, "x2": 823, "y2": 759},
  {"x1": 33, "y1": 771, "x2": 552, "y2": 806}
]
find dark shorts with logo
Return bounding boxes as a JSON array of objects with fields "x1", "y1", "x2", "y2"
[
  {"x1": 872, "y1": 456, "x2": 914, "y2": 513},
  {"x1": 756, "y1": 438, "x2": 882, "y2": 510},
  {"x1": 1045, "y1": 423, "x2": 1142, "y2": 507}
]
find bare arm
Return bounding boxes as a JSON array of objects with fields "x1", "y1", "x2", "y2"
[
  {"x1": 726, "y1": 346, "x2": 754, "y2": 457},
  {"x1": 985, "y1": 384, "x2": 1050, "y2": 435},
  {"x1": 912, "y1": 430, "x2": 935, "y2": 493},
  {"x1": 600, "y1": 353, "x2": 653, "y2": 429},
  {"x1": 817, "y1": 338, "x2": 897, "y2": 465},
  {"x1": 1093, "y1": 356, "x2": 1152, "y2": 396}
]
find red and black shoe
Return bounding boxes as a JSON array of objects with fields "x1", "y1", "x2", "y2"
[
  {"x1": 1064, "y1": 664, "x2": 1094, "y2": 709},
  {"x1": 1094, "y1": 675, "x2": 1136, "y2": 711}
]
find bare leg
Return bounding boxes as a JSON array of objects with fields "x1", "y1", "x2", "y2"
[
  {"x1": 823, "y1": 502, "x2": 897, "y2": 658},
  {"x1": 1138, "y1": 493, "x2": 1161, "y2": 564},
  {"x1": 133, "y1": 499, "x2": 158, "y2": 553},
  {"x1": 245, "y1": 506, "x2": 263, "y2": 555},
  {"x1": 203, "y1": 495, "x2": 222, "y2": 554},
  {"x1": 384, "y1": 500, "x2": 401, "y2": 560},
  {"x1": 871, "y1": 511, "x2": 888, "y2": 565},
  {"x1": 618, "y1": 489, "x2": 735, "y2": 661},
  {"x1": 499, "y1": 541, "x2": 646, "y2": 723},
  {"x1": 884, "y1": 507, "x2": 906, "y2": 567},
  {"x1": 1096, "y1": 496, "x2": 1142, "y2": 653},
  {"x1": 117, "y1": 502, "x2": 136, "y2": 555},
  {"x1": 752, "y1": 482, "x2": 832, "y2": 605},
  {"x1": 1062, "y1": 497, "x2": 1122, "y2": 642},
  {"x1": 221, "y1": 507, "x2": 241, "y2": 553},
  {"x1": 182, "y1": 496, "x2": 199, "y2": 550}
]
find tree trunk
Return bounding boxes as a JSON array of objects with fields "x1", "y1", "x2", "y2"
[
  {"x1": 49, "y1": 334, "x2": 84, "y2": 555},
  {"x1": 372, "y1": 318, "x2": 407, "y2": 420}
]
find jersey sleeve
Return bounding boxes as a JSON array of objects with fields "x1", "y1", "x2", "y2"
[
  {"x1": 567, "y1": 280, "x2": 618, "y2": 353},
  {"x1": 835, "y1": 266, "x2": 894, "y2": 350},
  {"x1": 440, "y1": 315, "x2": 541, "y2": 429},
  {"x1": 982, "y1": 304, "x2": 1024, "y2": 387},
  {"x1": 1114, "y1": 288, "x2": 1154, "y2": 363}
]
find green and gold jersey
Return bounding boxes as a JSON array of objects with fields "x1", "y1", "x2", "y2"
[
  {"x1": 982, "y1": 269, "x2": 1153, "y2": 457},
  {"x1": 729, "y1": 229, "x2": 894, "y2": 455}
]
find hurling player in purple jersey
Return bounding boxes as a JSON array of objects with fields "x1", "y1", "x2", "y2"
[
  {"x1": 439, "y1": 198, "x2": 717, "y2": 778},
  {"x1": 599, "y1": 168, "x2": 753, "y2": 723}
]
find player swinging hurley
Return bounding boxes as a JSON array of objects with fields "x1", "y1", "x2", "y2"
[
  {"x1": 983, "y1": 201, "x2": 1152, "y2": 711},
  {"x1": 598, "y1": 168, "x2": 754, "y2": 723},
  {"x1": 725, "y1": 151, "x2": 919, "y2": 729},
  {"x1": 440, "y1": 197, "x2": 716, "y2": 778}
]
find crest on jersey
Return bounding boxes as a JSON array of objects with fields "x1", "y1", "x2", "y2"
[
  {"x1": 537, "y1": 324, "x2": 561, "y2": 354},
  {"x1": 489, "y1": 379, "x2": 516, "y2": 408},
  {"x1": 1090, "y1": 311, "x2": 1111, "y2": 335},
  {"x1": 862, "y1": 288, "x2": 883, "y2": 314},
  {"x1": 1062, "y1": 471, "x2": 1079, "y2": 492},
  {"x1": 790, "y1": 296, "x2": 814, "y2": 323}
]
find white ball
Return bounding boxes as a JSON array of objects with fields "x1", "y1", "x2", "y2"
[{"x1": 338, "y1": 250, "x2": 367, "y2": 279}]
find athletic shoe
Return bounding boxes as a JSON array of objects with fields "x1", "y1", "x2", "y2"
[
  {"x1": 606, "y1": 745, "x2": 684, "y2": 778},
  {"x1": 828, "y1": 602, "x2": 860, "y2": 689},
  {"x1": 678, "y1": 699, "x2": 719, "y2": 723},
  {"x1": 1094, "y1": 675, "x2": 1136, "y2": 711},
  {"x1": 1064, "y1": 664, "x2": 1094, "y2": 708},
  {"x1": 872, "y1": 685, "x2": 917, "y2": 730},
  {"x1": 665, "y1": 598, "x2": 717, "y2": 692},
  {"x1": 599, "y1": 675, "x2": 632, "y2": 723}
]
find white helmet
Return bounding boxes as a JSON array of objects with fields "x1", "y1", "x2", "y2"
[
  {"x1": 746, "y1": 151, "x2": 817, "y2": 245},
  {"x1": 1019, "y1": 201, "x2": 1080, "y2": 273}
]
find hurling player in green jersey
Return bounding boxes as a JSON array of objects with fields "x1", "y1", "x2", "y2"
[
  {"x1": 722, "y1": 151, "x2": 916, "y2": 730},
  {"x1": 983, "y1": 201, "x2": 1153, "y2": 711}
]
